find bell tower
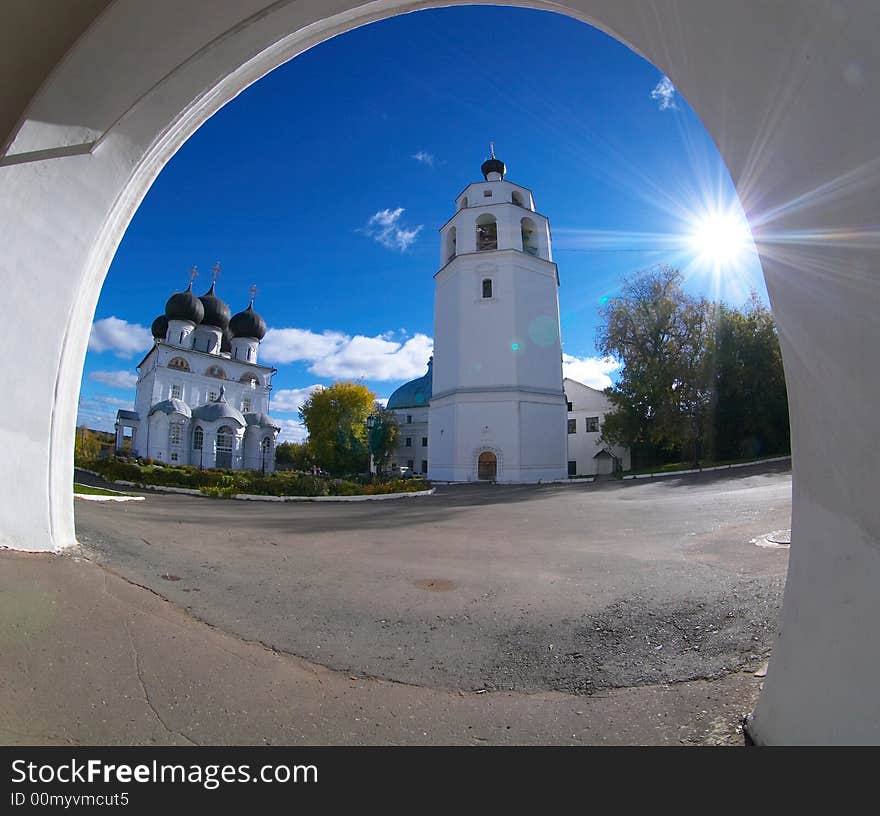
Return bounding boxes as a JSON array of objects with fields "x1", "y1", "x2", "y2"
[{"x1": 428, "y1": 152, "x2": 567, "y2": 482}]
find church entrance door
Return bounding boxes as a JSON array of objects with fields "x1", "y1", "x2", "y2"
[{"x1": 478, "y1": 451, "x2": 497, "y2": 481}]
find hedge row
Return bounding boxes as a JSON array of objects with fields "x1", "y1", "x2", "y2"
[{"x1": 79, "y1": 459, "x2": 430, "y2": 498}]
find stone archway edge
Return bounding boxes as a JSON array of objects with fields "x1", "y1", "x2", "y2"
[{"x1": 5, "y1": 0, "x2": 880, "y2": 746}]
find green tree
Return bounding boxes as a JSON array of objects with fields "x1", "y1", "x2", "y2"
[
  {"x1": 712, "y1": 293, "x2": 790, "y2": 459},
  {"x1": 75, "y1": 425, "x2": 102, "y2": 462},
  {"x1": 275, "y1": 440, "x2": 314, "y2": 471},
  {"x1": 367, "y1": 406, "x2": 400, "y2": 474},
  {"x1": 597, "y1": 266, "x2": 699, "y2": 464},
  {"x1": 597, "y1": 267, "x2": 790, "y2": 468},
  {"x1": 299, "y1": 382, "x2": 375, "y2": 475}
]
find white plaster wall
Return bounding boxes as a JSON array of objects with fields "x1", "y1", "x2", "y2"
[{"x1": 2, "y1": 0, "x2": 880, "y2": 743}]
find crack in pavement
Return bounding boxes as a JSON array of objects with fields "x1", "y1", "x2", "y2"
[{"x1": 123, "y1": 618, "x2": 198, "y2": 746}]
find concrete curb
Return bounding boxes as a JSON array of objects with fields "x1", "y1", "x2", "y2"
[
  {"x1": 232, "y1": 488, "x2": 436, "y2": 502},
  {"x1": 620, "y1": 455, "x2": 791, "y2": 481},
  {"x1": 74, "y1": 494, "x2": 145, "y2": 503}
]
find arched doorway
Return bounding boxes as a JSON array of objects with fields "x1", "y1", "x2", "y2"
[
  {"x1": 4, "y1": 0, "x2": 880, "y2": 745},
  {"x1": 477, "y1": 451, "x2": 497, "y2": 481}
]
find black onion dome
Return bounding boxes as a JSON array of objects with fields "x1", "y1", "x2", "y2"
[
  {"x1": 481, "y1": 157, "x2": 506, "y2": 180},
  {"x1": 151, "y1": 314, "x2": 168, "y2": 340},
  {"x1": 199, "y1": 282, "x2": 231, "y2": 329},
  {"x1": 164, "y1": 283, "x2": 205, "y2": 324},
  {"x1": 229, "y1": 300, "x2": 267, "y2": 340},
  {"x1": 220, "y1": 327, "x2": 232, "y2": 353}
]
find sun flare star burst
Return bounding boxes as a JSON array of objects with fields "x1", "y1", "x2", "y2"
[{"x1": 689, "y1": 211, "x2": 751, "y2": 266}]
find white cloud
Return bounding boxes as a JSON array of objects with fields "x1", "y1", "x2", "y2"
[
  {"x1": 94, "y1": 395, "x2": 134, "y2": 409},
  {"x1": 89, "y1": 370, "x2": 138, "y2": 390},
  {"x1": 260, "y1": 329, "x2": 350, "y2": 363},
  {"x1": 310, "y1": 332, "x2": 433, "y2": 381},
  {"x1": 361, "y1": 207, "x2": 423, "y2": 251},
  {"x1": 89, "y1": 316, "x2": 153, "y2": 358},
  {"x1": 562, "y1": 354, "x2": 622, "y2": 390},
  {"x1": 261, "y1": 328, "x2": 347, "y2": 364},
  {"x1": 261, "y1": 328, "x2": 433, "y2": 383},
  {"x1": 412, "y1": 150, "x2": 436, "y2": 167},
  {"x1": 650, "y1": 75, "x2": 678, "y2": 111},
  {"x1": 272, "y1": 384, "x2": 324, "y2": 414},
  {"x1": 278, "y1": 419, "x2": 309, "y2": 444}
]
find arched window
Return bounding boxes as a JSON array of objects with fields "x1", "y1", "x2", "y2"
[
  {"x1": 240, "y1": 373, "x2": 259, "y2": 388},
  {"x1": 476, "y1": 214, "x2": 498, "y2": 251},
  {"x1": 193, "y1": 426, "x2": 203, "y2": 450},
  {"x1": 260, "y1": 435, "x2": 273, "y2": 472},
  {"x1": 459, "y1": 195, "x2": 468, "y2": 210},
  {"x1": 511, "y1": 190, "x2": 524, "y2": 207},
  {"x1": 205, "y1": 365, "x2": 226, "y2": 379},
  {"x1": 521, "y1": 217, "x2": 538, "y2": 256},
  {"x1": 216, "y1": 425, "x2": 234, "y2": 469},
  {"x1": 482, "y1": 278, "x2": 493, "y2": 299},
  {"x1": 168, "y1": 357, "x2": 190, "y2": 371},
  {"x1": 446, "y1": 227, "x2": 456, "y2": 262},
  {"x1": 168, "y1": 421, "x2": 184, "y2": 462}
]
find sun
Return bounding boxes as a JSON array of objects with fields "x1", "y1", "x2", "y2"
[{"x1": 689, "y1": 210, "x2": 751, "y2": 266}]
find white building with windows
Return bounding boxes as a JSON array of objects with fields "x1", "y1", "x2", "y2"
[
  {"x1": 115, "y1": 280, "x2": 280, "y2": 471},
  {"x1": 387, "y1": 154, "x2": 629, "y2": 481},
  {"x1": 564, "y1": 377, "x2": 631, "y2": 476}
]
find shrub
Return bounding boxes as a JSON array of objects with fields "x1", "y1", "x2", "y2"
[{"x1": 79, "y1": 457, "x2": 428, "y2": 498}]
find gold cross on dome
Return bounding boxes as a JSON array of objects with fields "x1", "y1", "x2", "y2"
[
  {"x1": 212, "y1": 261, "x2": 222, "y2": 282},
  {"x1": 249, "y1": 284, "x2": 258, "y2": 301},
  {"x1": 188, "y1": 265, "x2": 198, "y2": 282}
]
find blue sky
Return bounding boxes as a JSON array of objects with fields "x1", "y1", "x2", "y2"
[{"x1": 79, "y1": 6, "x2": 764, "y2": 441}]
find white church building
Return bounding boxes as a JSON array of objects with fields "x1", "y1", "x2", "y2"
[
  {"x1": 114, "y1": 276, "x2": 280, "y2": 471},
  {"x1": 386, "y1": 154, "x2": 630, "y2": 481}
]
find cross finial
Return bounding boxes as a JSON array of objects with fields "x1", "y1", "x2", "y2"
[
  {"x1": 249, "y1": 284, "x2": 258, "y2": 303},
  {"x1": 188, "y1": 265, "x2": 199, "y2": 282},
  {"x1": 490, "y1": 140, "x2": 495, "y2": 159},
  {"x1": 212, "y1": 261, "x2": 221, "y2": 283}
]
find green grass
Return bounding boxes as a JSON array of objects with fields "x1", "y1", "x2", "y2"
[
  {"x1": 73, "y1": 482, "x2": 133, "y2": 497},
  {"x1": 624, "y1": 453, "x2": 790, "y2": 477}
]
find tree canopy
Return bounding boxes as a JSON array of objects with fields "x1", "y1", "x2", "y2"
[
  {"x1": 298, "y1": 382, "x2": 375, "y2": 475},
  {"x1": 367, "y1": 406, "x2": 400, "y2": 473},
  {"x1": 597, "y1": 266, "x2": 790, "y2": 467}
]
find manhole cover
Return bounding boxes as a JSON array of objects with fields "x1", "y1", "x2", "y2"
[
  {"x1": 413, "y1": 579, "x2": 456, "y2": 592},
  {"x1": 751, "y1": 529, "x2": 791, "y2": 549}
]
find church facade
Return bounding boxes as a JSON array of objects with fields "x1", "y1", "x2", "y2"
[
  {"x1": 386, "y1": 154, "x2": 630, "y2": 482},
  {"x1": 115, "y1": 277, "x2": 280, "y2": 471}
]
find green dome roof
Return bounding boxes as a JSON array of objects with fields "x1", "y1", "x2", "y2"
[{"x1": 386, "y1": 358, "x2": 432, "y2": 409}]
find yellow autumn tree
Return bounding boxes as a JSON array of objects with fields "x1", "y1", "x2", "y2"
[{"x1": 299, "y1": 381, "x2": 375, "y2": 475}]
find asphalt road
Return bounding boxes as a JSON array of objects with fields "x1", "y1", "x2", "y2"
[{"x1": 75, "y1": 462, "x2": 791, "y2": 696}]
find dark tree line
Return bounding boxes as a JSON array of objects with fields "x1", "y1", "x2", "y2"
[{"x1": 597, "y1": 266, "x2": 790, "y2": 468}]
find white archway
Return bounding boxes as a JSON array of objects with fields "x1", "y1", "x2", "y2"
[{"x1": 3, "y1": 1, "x2": 880, "y2": 744}]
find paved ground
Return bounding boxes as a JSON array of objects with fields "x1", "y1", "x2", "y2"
[
  {"x1": 0, "y1": 550, "x2": 766, "y2": 746},
  {"x1": 0, "y1": 463, "x2": 791, "y2": 745},
  {"x1": 74, "y1": 463, "x2": 791, "y2": 698}
]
